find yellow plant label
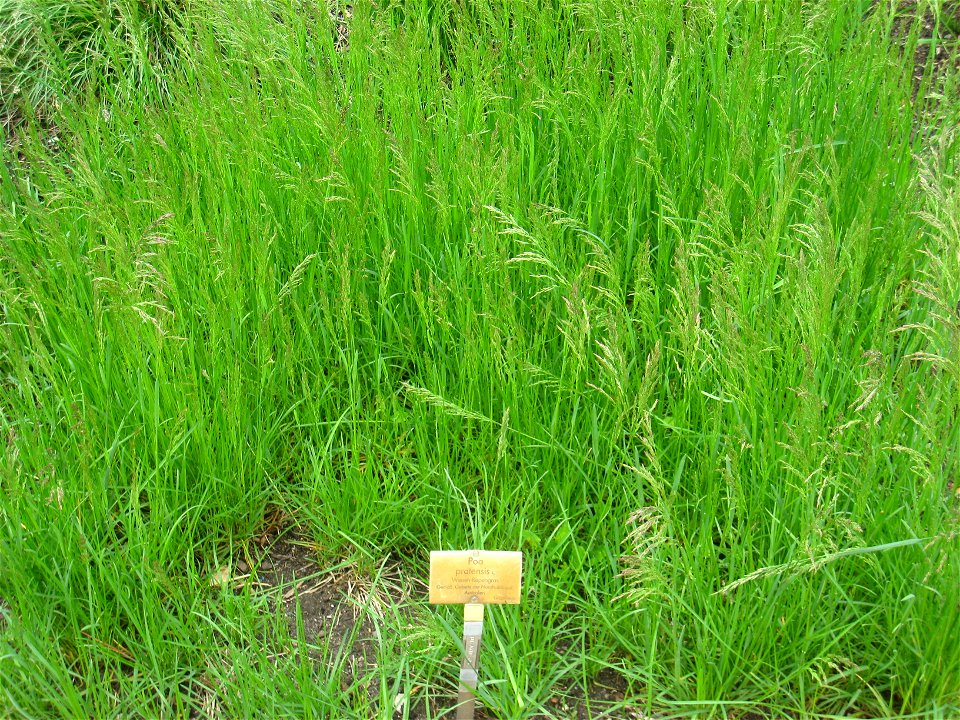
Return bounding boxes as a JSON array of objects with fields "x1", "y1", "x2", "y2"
[{"x1": 429, "y1": 550, "x2": 522, "y2": 604}]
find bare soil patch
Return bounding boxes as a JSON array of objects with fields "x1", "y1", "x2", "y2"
[{"x1": 894, "y1": 0, "x2": 960, "y2": 89}]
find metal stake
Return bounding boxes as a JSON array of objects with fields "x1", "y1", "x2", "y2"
[{"x1": 456, "y1": 603, "x2": 484, "y2": 719}]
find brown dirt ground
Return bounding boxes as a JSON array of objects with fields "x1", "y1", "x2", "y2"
[{"x1": 891, "y1": 0, "x2": 960, "y2": 89}]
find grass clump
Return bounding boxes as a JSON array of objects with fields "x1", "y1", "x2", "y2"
[
  {"x1": 0, "y1": 0, "x2": 184, "y2": 126},
  {"x1": 1, "y1": 0, "x2": 959, "y2": 717}
]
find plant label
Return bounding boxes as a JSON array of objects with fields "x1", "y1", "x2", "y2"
[{"x1": 429, "y1": 550, "x2": 523, "y2": 605}]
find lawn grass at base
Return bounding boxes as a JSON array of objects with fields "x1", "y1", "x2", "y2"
[{"x1": 1, "y1": 0, "x2": 959, "y2": 717}]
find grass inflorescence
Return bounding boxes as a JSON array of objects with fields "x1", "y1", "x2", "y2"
[{"x1": 1, "y1": 0, "x2": 959, "y2": 717}]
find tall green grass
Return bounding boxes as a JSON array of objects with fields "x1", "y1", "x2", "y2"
[{"x1": 1, "y1": 0, "x2": 959, "y2": 717}]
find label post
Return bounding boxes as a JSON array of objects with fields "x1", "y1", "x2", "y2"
[{"x1": 457, "y1": 603, "x2": 484, "y2": 719}]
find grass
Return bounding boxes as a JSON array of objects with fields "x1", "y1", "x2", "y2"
[
  {"x1": 0, "y1": 0, "x2": 182, "y2": 123},
  {"x1": 1, "y1": 0, "x2": 959, "y2": 717}
]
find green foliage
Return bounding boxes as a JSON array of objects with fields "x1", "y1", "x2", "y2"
[
  {"x1": 0, "y1": 0, "x2": 184, "y2": 120},
  {"x1": 1, "y1": 0, "x2": 959, "y2": 717}
]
